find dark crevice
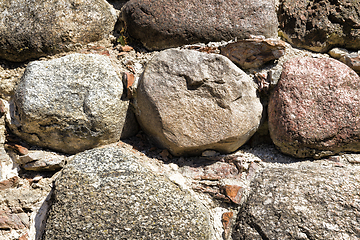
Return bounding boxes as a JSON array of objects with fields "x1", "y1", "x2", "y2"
[
  {"x1": 247, "y1": 219, "x2": 270, "y2": 240},
  {"x1": 298, "y1": 226, "x2": 315, "y2": 240},
  {"x1": 183, "y1": 75, "x2": 205, "y2": 90}
]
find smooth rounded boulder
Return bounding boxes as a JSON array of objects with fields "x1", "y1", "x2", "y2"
[
  {"x1": 135, "y1": 49, "x2": 263, "y2": 156},
  {"x1": 0, "y1": 0, "x2": 117, "y2": 62},
  {"x1": 8, "y1": 53, "x2": 132, "y2": 154},
  {"x1": 269, "y1": 57, "x2": 360, "y2": 158},
  {"x1": 122, "y1": 0, "x2": 278, "y2": 50}
]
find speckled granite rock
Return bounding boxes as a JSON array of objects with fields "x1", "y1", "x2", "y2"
[
  {"x1": 43, "y1": 147, "x2": 212, "y2": 239},
  {"x1": 135, "y1": 49, "x2": 262, "y2": 156},
  {"x1": 122, "y1": 0, "x2": 278, "y2": 50},
  {"x1": 0, "y1": 0, "x2": 117, "y2": 62},
  {"x1": 232, "y1": 162, "x2": 360, "y2": 240},
  {"x1": 8, "y1": 54, "x2": 134, "y2": 154},
  {"x1": 269, "y1": 57, "x2": 360, "y2": 158}
]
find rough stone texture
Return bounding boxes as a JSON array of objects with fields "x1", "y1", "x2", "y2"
[
  {"x1": 268, "y1": 57, "x2": 360, "y2": 158},
  {"x1": 122, "y1": 0, "x2": 278, "y2": 50},
  {"x1": 19, "y1": 151, "x2": 66, "y2": 171},
  {"x1": 278, "y1": 0, "x2": 360, "y2": 53},
  {"x1": 43, "y1": 147, "x2": 212, "y2": 240},
  {"x1": 8, "y1": 53, "x2": 132, "y2": 154},
  {"x1": 328, "y1": 47, "x2": 349, "y2": 60},
  {"x1": 135, "y1": 49, "x2": 263, "y2": 156},
  {"x1": 0, "y1": 0, "x2": 118, "y2": 62},
  {"x1": 232, "y1": 162, "x2": 360, "y2": 240},
  {"x1": 220, "y1": 37, "x2": 286, "y2": 69},
  {"x1": 0, "y1": 174, "x2": 55, "y2": 240},
  {"x1": 345, "y1": 52, "x2": 360, "y2": 72}
]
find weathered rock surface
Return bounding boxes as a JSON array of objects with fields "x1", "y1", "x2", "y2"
[
  {"x1": 269, "y1": 57, "x2": 360, "y2": 158},
  {"x1": 0, "y1": 174, "x2": 55, "y2": 240},
  {"x1": 135, "y1": 49, "x2": 263, "y2": 156},
  {"x1": 278, "y1": 0, "x2": 360, "y2": 52},
  {"x1": 43, "y1": 147, "x2": 212, "y2": 239},
  {"x1": 0, "y1": 0, "x2": 118, "y2": 62},
  {"x1": 122, "y1": 0, "x2": 278, "y2": 50},
  {"x1": 232, "y1": 162, "x2": 360, "y2": 240},
  {"x1": 344, "y1": 52, "x2": 360, "y2": 72},
  {"x1": 8, "y1": 53, "x2": 133, "y2": 154},
  {"x1": 19, "y1": 151, "x2": 66, "y2": 171},
  {"x1": 220, "y1": 37, "x2": 286, "y2": 69}
]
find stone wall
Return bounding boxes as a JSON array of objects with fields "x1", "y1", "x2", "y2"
[{"x1": 0, "y1": 0, "x2": 360, "y2": 239}]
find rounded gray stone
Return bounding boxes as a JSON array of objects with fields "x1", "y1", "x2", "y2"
[
  {"x1": 9, "y1": 53, "x2": 130, "y2": 154},
  {"x1": 43, "y1": 147, "x2": 212, "y2": 239}
]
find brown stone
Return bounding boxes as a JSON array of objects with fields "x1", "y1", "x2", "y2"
[
  {"x1": 0, "y1": 211, "x2": 27, "y2": 230},
  {"x1": 122, "y1": 0, "x2": 278, "y2": 50},
  {"x1": 0, "y1": 176, "x2": 19, "y2": 190},
  {"x1": 119, "y1": 45, "x2": 134, "y2": 52},
  {"x1": 269, "y1": 57, "x2": 360, "y2": 158},
  {"x1": 135, "y1": 49, "x2": 262, "y2": 156},
  {"x1": 220, "y1": 37, "x2": 286, "y2": 69},
  {"x1": 278, "y1": 0, "x2": 360, "y2": 52}
]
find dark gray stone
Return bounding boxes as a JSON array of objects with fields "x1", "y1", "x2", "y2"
[
  {"x1": 122, "y1": 0, "x2": 278, "y2": 50},
  {"x1": 232, "y1": 162, "x2": 360, "y2": 240},
  {"x1": 278, "y1": 0, "x2": 360, "y2": 52},
  {"x1": 0, "y1": 0, "x2": 117, "y2": 62},
  {"x1": 43, "y1": 147, "x2": 212, "y2": 239}
]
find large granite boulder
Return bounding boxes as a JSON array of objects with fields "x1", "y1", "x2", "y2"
[
  {"x1": 232, "y1": 162, "x2": 360, "y2": 239},
  {"x1": 278, "y1": 0, "x2": 360, "y2": 52},
  {"x1": 122, "y1": 0, "x2": 278, "y2": 50},
  {"x1": 43, "y1": 147, "x2": 212, "y2": 239},
  {"x1": 135, "y1": 49, "x2": 263, "y2": 156},
  {"x1": 0, "y1": 0, "x2": 117, "y2": 62},
  {"x1": 268, "y1": 57, "x2": 360, "y2": 158},
  {"x1": 8, "y1": 54, "x2": 133, "y2": 154}
]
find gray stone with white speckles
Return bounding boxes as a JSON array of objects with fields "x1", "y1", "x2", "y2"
[
  {"x1": 232, "y1": 162, "x2": 360, "y2": 239},
  {"x1": 43, "y1": 147, "x2": 212, "y2": 240},
  {"x1": 8, "y1": 53, "x2": 134, "y2": 154}
]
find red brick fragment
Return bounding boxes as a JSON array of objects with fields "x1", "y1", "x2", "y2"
[
  {"x1": 119, "y1": 45, "x2": 134, "y2": 52},
  {"x1": 222, "y1": 185, "x2": 243, "y2": 204},
  {"x1": 19, "y1": 233, "x2": 28, "y2": 240},
  {"x1": 5, "y1": 143, "x2": 28, "y2": 155},
  {"x1": 222, "y1": 211, "x2": 234, "y2": 238}
]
